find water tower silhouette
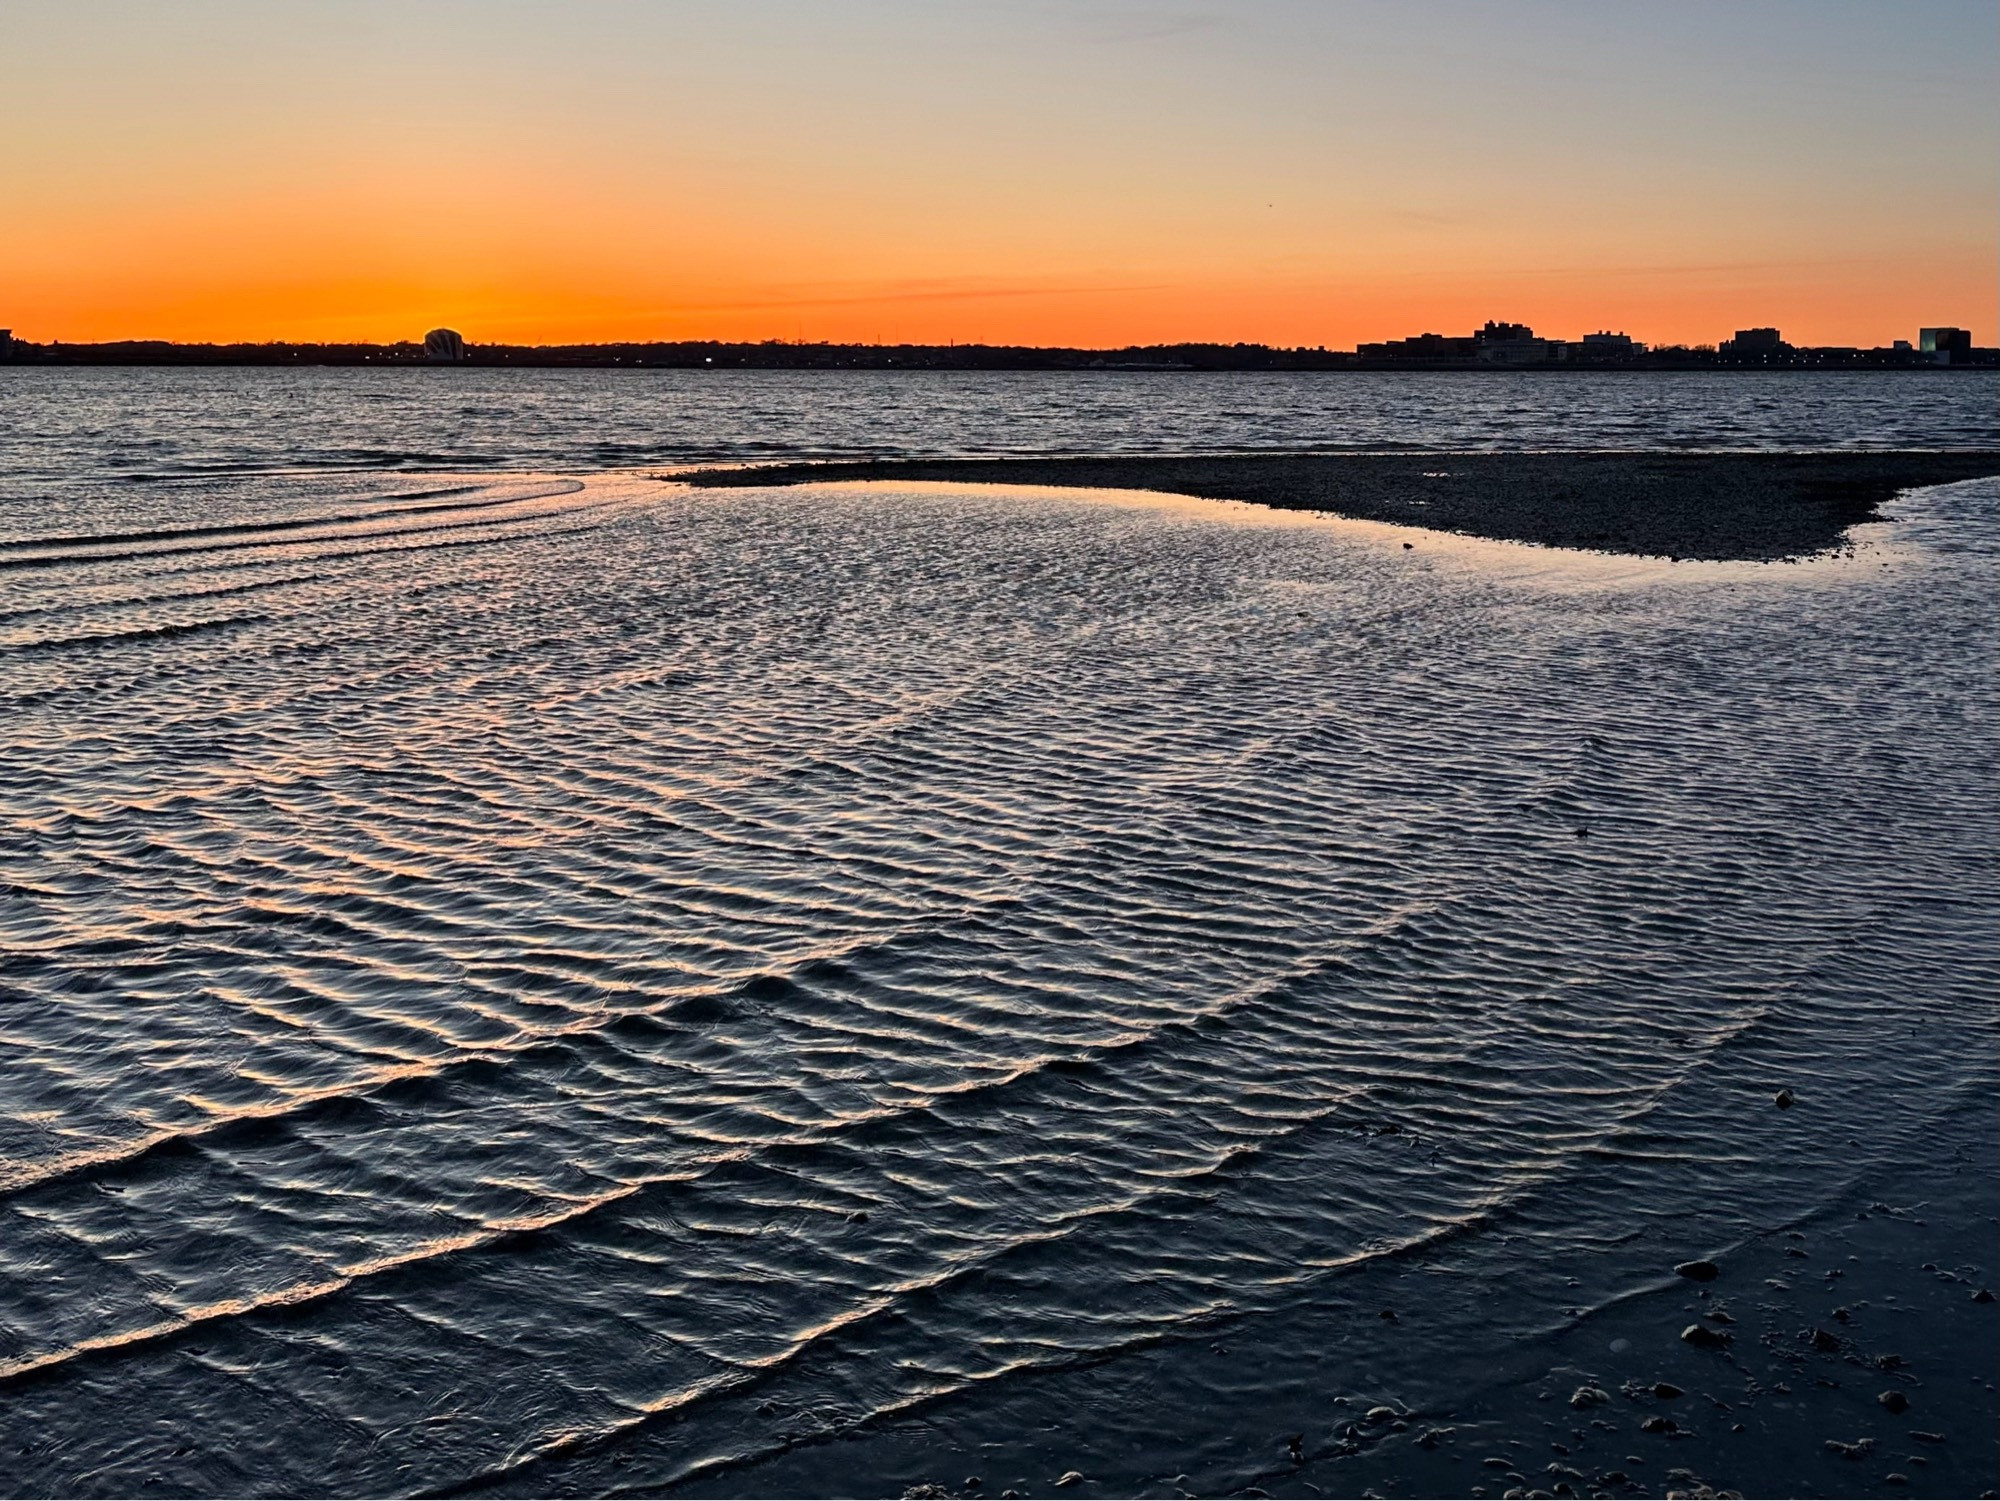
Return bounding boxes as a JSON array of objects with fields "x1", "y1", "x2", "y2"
[{"x1": 424, "y1": 329, "x2": 466, "y2": 363}]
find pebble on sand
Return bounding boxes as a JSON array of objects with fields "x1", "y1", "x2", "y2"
[
  {"x1": 1878, "y1": 1391, "x2": 1910, "y2": 1414},
  {"x1": 1569, "y1": 1387, "x2": 1611, "y2": 1410},
  {"x1": 1680, "y1": 1324, "x2": 1730, "y2": 1349},
  {"x1": 1055, "y1": 1471, "x2": 1084, "y2": 1488},
  {"x1": 1674, "y1": 1260, "x2": 1720, "y2": 1282}
]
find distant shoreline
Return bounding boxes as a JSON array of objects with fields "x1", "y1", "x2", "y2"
[
  {"x1": 680, "y1": 451, "x2": 2000, "y2": 562},
  {"x1": 2, "y1": 339, "x2": 1994, "y2": 372}
]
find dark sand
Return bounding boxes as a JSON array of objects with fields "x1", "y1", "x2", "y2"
[
  {"x1": 681, "y1": 452, "x2": 2000, "y2": 561},
  {"x1": 639, "y1": 1101, "x2": 2000, "y2": 1501}
]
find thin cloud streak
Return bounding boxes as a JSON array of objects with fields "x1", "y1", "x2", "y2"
[
  {"x1": 1392, "y1": 253, "x2": 1983, "y2": 281},
  {"x1": 659, "y1": 280, "x2": 1176, "y2": 314}
]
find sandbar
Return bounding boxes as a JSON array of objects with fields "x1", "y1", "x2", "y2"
[{"x1": 681, "y1": 451, "x2": 2000, "y2": 561}]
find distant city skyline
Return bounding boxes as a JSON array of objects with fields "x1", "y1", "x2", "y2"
[
  {"x1": 7, "y1": 316, "x2": 1987, "y2": 371},
  {"x1": 3, "y1": 0, "x2": 1993, "y2": 348},
  {"x1": 4, "y1": 315, "x2": 1984, "y2": 363}
]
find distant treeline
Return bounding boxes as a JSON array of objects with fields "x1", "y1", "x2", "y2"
[
  {"x1": 0, "y1": 339, "x2": 1345, "y2": 370},
  {"x1": 1, "y1": 338, "x2": 1993, "y2": 370}
]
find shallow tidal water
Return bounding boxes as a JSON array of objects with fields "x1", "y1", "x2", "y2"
[{"x1": 0, "y1": 370, "x2": 1995, "y2": 1499}]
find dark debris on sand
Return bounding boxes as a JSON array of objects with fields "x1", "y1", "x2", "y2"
[{"x1": 679, "y1": 451, "x2": 2000, "y2": 562}]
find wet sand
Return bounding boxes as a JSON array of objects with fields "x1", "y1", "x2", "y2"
[
  {"x1": 655, "y1": 1111, "x2": 1999, "y2": 1500},
  {"x1": 681, "y1": 451, "x2": 2000, "y2": 561}
]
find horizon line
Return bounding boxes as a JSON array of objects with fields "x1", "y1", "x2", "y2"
[{"x1": 4, "y1": 328, "x2": 1985, "y2": 354}]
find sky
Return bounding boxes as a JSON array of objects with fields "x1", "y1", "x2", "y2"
[{"x1": 2, "y1": 0, "x2": 1994, "y2": 348}]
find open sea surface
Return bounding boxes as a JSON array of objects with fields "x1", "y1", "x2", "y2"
[{"x1": 0, "y1": 369, "x2": 1995, "y2": 1497}]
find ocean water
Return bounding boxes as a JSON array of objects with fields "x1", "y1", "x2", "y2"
[
  {"x1": 0, "y1": 370, "x2": 1995, "y2": 1498},
  {"x1": 2, "y1": 365, "x2": 1998, "y2": 488}
]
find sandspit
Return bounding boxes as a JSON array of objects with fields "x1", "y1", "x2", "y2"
[{"x1": 680, "y1": 451, "x2": 2000, "y2": 562}]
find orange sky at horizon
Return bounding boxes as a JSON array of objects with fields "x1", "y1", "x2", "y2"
[{"x1": 4, "y1": 1, "x2": 1994, "y2": 351}]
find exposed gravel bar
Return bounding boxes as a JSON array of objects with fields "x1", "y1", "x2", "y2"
[{"x1": 680, "y1": 451, "x2": 2000, "y2": 561}]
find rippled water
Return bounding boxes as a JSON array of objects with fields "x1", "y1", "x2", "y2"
[
  {"x1": 0, "y1": 371, "x2": 1995, "y2": 1498},
  {"x1": 3, "y1": 366, "x2": 1996, "y2": 492}
]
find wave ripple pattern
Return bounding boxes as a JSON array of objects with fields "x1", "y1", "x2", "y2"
[{"x1": 0, "y1": 473, "x2": 1994, "y2": 1497}]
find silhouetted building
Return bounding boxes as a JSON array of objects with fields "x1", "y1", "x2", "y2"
[
  {"x1": 1474, "y1": 320, "x2": 1559, "y2": 365},
  {"x1": 0, "y1": 329, "x2": 12, "y2": 360},
  {"x1": 1356, "y1": 331, "x2": 1478, "y2": 361},
  {"x1": 1359, "y1": 320, "x2": 1574, "y2": 365},
  {"x1": 424, "y1": 328, "x2": 467, "y2": 363},
  {"x1": 1919, "y1": 327, "x2": 1972, "y2": 364},
  {"x1": 1727, "y1": 328, "x2": 1783, "y2": 351},
  {"x1": 1567, "y1": 331, "x2": 1646, "y2": 365},
  {"x1": 1719, "y1": 327, "x2": 1792, "y2": 361}
]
